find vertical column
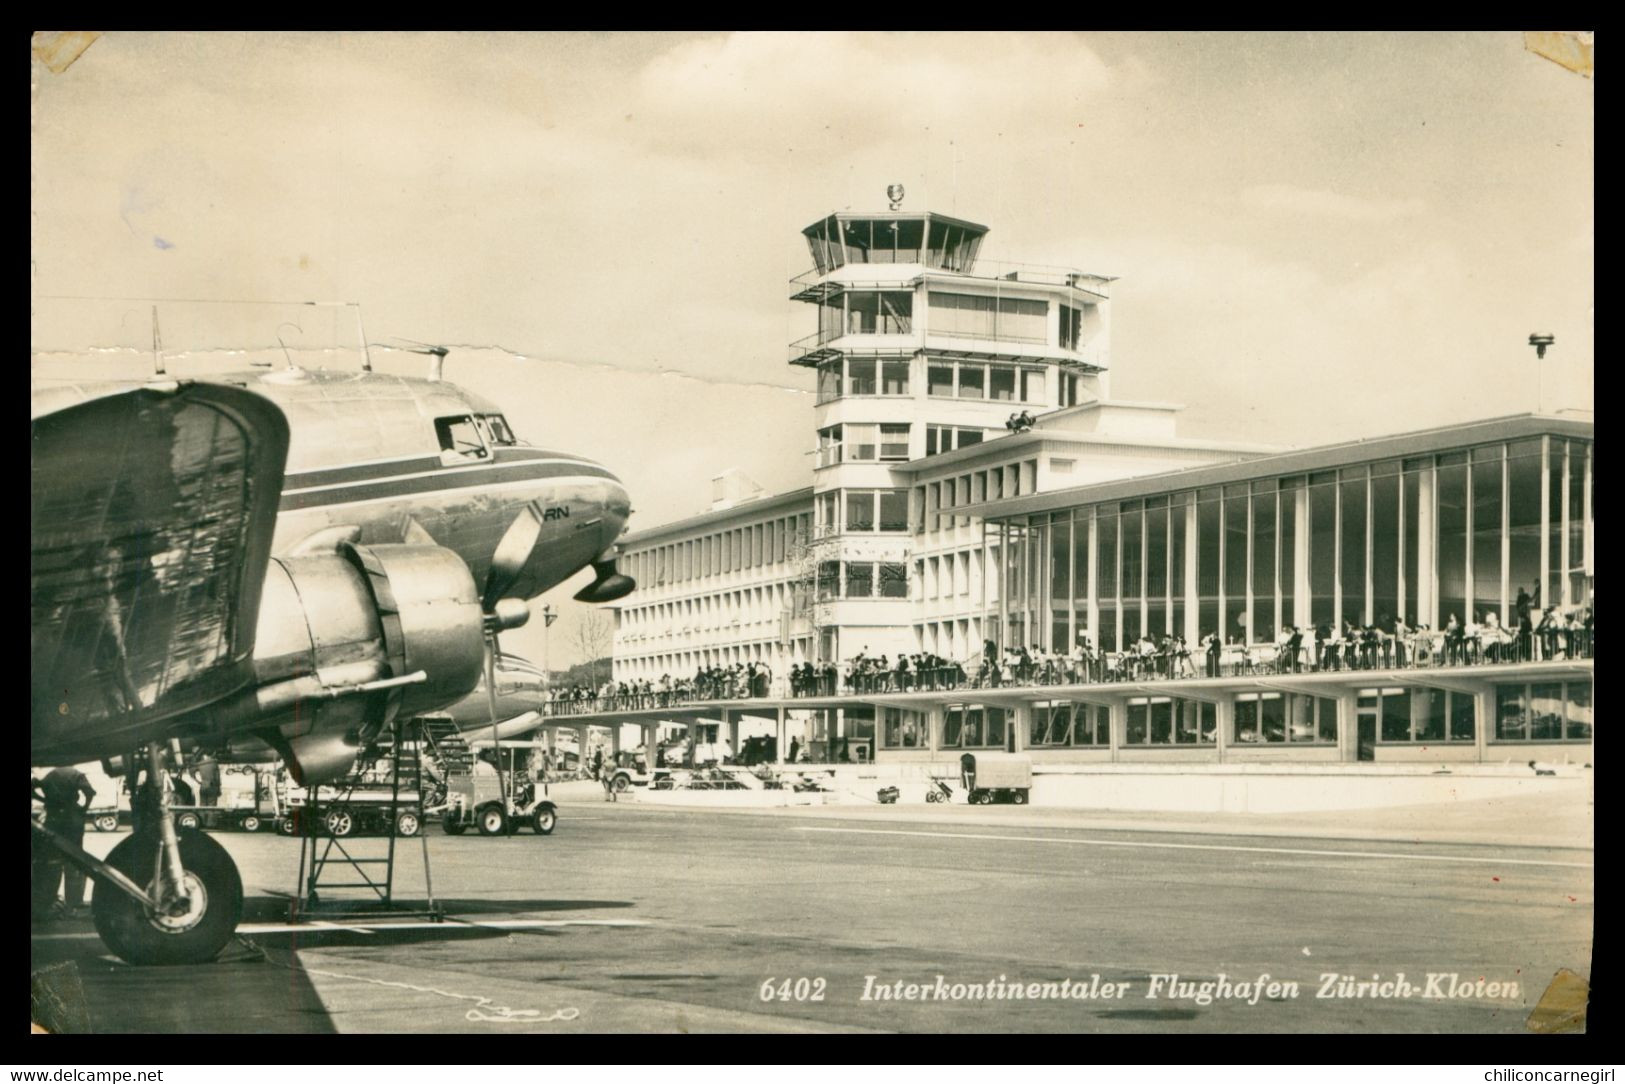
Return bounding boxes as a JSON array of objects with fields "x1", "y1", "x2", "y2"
[
  {"x1": 1473, "y1": 689, "x2": 1490, "y2": 765},
  {"x1": 1214, "y1": 697, "x2": 1230, "y2": 765},
  {"x1": 1560, "y1": 442, "x2": 1572, "y2": 608},
  {"x1": 1012, "y1": 703, "x2": 1029, "y2": 753},
  {"x1": 1539, "y1": 436, "x2": 1551, "y2": 612},
  {"x1": 720, "y1": 709, "x2": 736, "y2": 764},
  {"x1": 643, "y1": 723, "x2": 659, "y2": 767},
  {"x1": 1107, "y1": 700, "x2": 1122, "y2": 764},
  {"x1": 1501, "y1": 446, "x2": 1512, "y2": 625},
  {"x1": 1365, "y1": 468, "x2": 1375, "y2": 625},
  {"x1": 1186, "y1": 496, "x2": 1201, "y2": 643},
  {"x1": 776, "y1": 706, "x2": 787, "y2": 764},
  {"x1": 1294, "y1": 484, "x2": 1311, "y2": 629},
  {"x1": 1417, "y1": 465, "x2": 1437, "y2": 628},
  {"x1": 1088, "y1": 509, "x2": 1101, "y2": 648}
]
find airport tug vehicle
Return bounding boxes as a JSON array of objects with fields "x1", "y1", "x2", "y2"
[{"x1": 440, "y1": 763, "x2": 557, "y2": 837}]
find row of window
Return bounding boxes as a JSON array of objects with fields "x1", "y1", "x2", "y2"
[
  {"x1": 873, "y1": 683, "x2": 1592, "y2": 752},
  {"x1": 803, "y1": 216, "x2": 984, "y2": 274},
  {"x1": 812, "y1": 291, "x2": 1060, "y2": 350},
  {"x1": 919, "y1": 461, "x2": 1039, "y2": 533},
  {"x1": 624, "y1": 513, "x2": 812, "y2": 588},
  {"x1": 815, "y1": 560, "x2": 909, "y2": 600},
  {"x1": 816, "y1": 490, "x2": 910, "y2": 534},
  {"x1": 618, "y1": 580, "x2": 802, "y2": 640},
  {"x1": 816, "y1": 423, "x2": 912, "y2": 466},
  {"x1": 998, "y1": 438, "x2": 1592, "y2": 654},
  {"x1": 813, "y1": 354, "x2": 1087, "y2": 407}
]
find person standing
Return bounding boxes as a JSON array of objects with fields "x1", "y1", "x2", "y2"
[
  {"x1": 32, "y1": 765, "x2": 96, "y2": 917},
  {"x1": 1204, "y1": 632, "x2": 1221, "y2": 678},
  {"x1": 960, "y1": 751, "x2": 977, "y2": 802}
]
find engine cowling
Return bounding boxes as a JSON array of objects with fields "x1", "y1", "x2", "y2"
[{"x1": 202, "y1": 543, "x2": 485, "y2": 784}]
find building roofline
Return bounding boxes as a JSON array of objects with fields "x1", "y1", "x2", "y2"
[
  {"x1": 966, "y1": 412, "x2": 1595, "y2": 520},
  {"x1": 893, "y1": 427, "x2": 1281, "y2": 474},
  {"x1": 622, "y1": 485, "x2": 815, "y2": 547}
]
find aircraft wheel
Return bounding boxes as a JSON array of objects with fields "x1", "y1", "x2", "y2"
[
  {"x1": 91, "y1": 828, "x2": 244, "y2": 966},
  {"x1": 395, "y1": 811, "x2": 421, "y2": 838},
  {"x1": 240, "y1": 815, "x2": 262, "y2": 833},
  {"x1": 531, "y1": 804, "x2": 557, "y2": 836},
  {"x1": 1012, "y1": 790, "x2": 1028, "y2": 805},
  {"x1": 176, "y1": 811, "x2": 201, "y2": 831},
  {"x1": 476, "y1": 805, "x2": 508, "y2": 837},
  {"x1": 442, "y1": 811, "x2": 467, "y2": 836},
  {"x1": 324, "y1": 809, "x2": 354, "y2": 837},
  {"x1": 94, "y1": 814, "x2": 119, "y2": 833}
]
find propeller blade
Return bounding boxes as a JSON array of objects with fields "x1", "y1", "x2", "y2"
[{"x1": 483, "y1": 503, "x2": 545, "y2": 612}]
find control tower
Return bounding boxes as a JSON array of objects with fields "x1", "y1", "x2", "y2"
[{"x1": 789, "y1": 187, "x2": 1115, "y2": 663}]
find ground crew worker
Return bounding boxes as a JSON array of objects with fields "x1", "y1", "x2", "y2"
[
  {"x1": 960, "y1": 751, "x2": 977, "y2": 803},
  {"x1": 32, "y1": 765, "x2": 96, "y2": 917}
]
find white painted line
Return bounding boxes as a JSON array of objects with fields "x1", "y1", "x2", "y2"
[
  {"x1": 792, "y1": 826, "x2": 1594, "y2": 869},
  {"x1": 238, "y1": 917, "x2": 651, "y2": 934},
  {"x1": 32, "y1": 917, "x2": 651, "y2": 942}
]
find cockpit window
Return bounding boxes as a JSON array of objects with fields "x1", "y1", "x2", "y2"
[
  {"x1": 481, "y1": 414, "x2": 518, "y2": 446},
  {"x1": 435, "y1": 416, "x2": 488, "y2": 460}
]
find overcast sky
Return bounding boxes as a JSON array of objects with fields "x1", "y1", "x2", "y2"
[{"x1": 31, "y1": 31, "x2": 1593, "y2": 669}]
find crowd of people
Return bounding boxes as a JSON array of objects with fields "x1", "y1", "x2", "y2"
[
  {"x1": 544, "y1": 662, "x2": 775, "y2": 715},
  {"x1": 538, "y1": 593, "x2": 1591, "y2": 715}
]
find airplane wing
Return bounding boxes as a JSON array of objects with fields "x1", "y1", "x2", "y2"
[{"x1": 31, "y1": 382, "x2": 289, "y2": 763}]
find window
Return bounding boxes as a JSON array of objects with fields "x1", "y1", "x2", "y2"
[
  {"x1": 881, "y1": 708, "x2": 925, "y2": 749},
  {"x1": 846, "y1": 292, "x2": 912, "y2": 335},
  {"x1": 957, "y1": 364, "x2": 985, "y2": 399},
  {"x1": 816, "y1": 560, "x2": 840, "y2": 600},
  {"x1": 879, "y1": 490, "x2": 909, "y2": 532},
  {"x1": 846, "y1": 423, "x2": 878, "y2": 461},
  {"x1": 816, "y1": 362, "x2": 842, "y2": 403},
  {"x1": 845, "y1": 562, "x2": 874, "y2": 599},
  {"x1": 1127, "y1": 697, "x2": 1208, "y2": 746},
  {"x1": 817, "y1": 425, "x2": 843, "y2": 468},
  {"x1": 942, "y1": 705, "x2": 1006, "y2": 749},
  {"x1": 925, "y1": 425, "x2": 986, "y2": 457},
  {"x1": 1233, "y1": 693, "x2": 1289, "y2": 744},
  {"x1": 435, "y1": 416, "x2": 488, "y2": 460},
  {"x1": 929, "y1": 292, "x2": 1047, "y2": 343},
  {"x1": 880, "y1": 424, "x2": 910, "y2": 461},
  {"x1": 848, "y1": 358, "x2": 878, "y2": 396},
  {"x1": 845, "y1": 491, "x2": 876, "y2": 532},
  {"x1": 480, "y1": 414, "x2": 518, "y2": 445},
  {"x1": 879, "y1": 562, "x2": 908, "y2": 598},
  {"x1": 928, "y1": 363, "x2": 955, "y2": 397},
  {"x1": 817, "y1": 491, "x2": 838, "y2": 533},
  {"x1": 882, "y1": 360, "x2": 909, "y2": 395},
  {"x1": 1494, "y1": 682, "x2": 1591, "y2": 741},
  {"x1": 990, "y1": 365, "x2": 1017, "y2": 401},
  {"x1": 1059, "y1": 303, "x2": 1083, "y2": 351}
]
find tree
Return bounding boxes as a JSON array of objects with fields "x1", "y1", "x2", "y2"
[{"x1": 572, "y1": 611, "x2": 614, "y2": 689}]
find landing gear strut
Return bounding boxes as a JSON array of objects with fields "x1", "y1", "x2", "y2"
[{"x1": 69, "y1": 742, "x2": 244, "y2": 965}]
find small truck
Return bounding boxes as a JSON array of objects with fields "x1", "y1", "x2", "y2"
[{"x1": 439, "y1": 767, "x2": 558, "y2": 836}]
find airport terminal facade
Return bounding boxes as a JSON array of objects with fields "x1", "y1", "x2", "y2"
[{"x1": 599, "y1": 205, "x2": 1593, "y2": 769}]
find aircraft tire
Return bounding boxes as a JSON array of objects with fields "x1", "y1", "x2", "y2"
[{"x1": 91, "y1": 828, "x2": 244, "y2": 966}]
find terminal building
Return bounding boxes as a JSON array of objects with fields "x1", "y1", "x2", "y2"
[{"x1": 589, "y1": 198, "x2": 1593, "y2": 775}]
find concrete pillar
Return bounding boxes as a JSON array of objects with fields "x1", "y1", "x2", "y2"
[
  {"x1": 776, "y1": 706, "x2": 787, "y2": 764},
  {"x1": 1012, "y1": 702, "x2": 1029, "y2": 753},
  {"x1": 720, "y1": 709, "x2": 736, "y2": 763},
  {"x1": 611, "y1": 723, "x2": 623, "y2": 758},
  {"x1": 1214, "y1": 697, "x2": 1230, "y2": 765},
  {"x1": 643, "y1": 723, "x2": 659, "y2": 767}
]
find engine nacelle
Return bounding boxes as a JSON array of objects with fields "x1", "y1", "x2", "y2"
[{"x1": 203, "y1": 543, "x2": 485, "y2": 784}]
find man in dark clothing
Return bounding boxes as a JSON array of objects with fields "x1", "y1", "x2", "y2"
[
  {"x1": 960, "y1": 752, "x2": 977, "y2": 801},
  {"x1": 32, "y1": 765, "x2": 96, "y2": 917},
  {"x1": 1205, "y1": 634, "x2": 1221, "y2": 678},
  {"x1": 1286, "y1": 627, "x2": 1304, "y2": 673}
]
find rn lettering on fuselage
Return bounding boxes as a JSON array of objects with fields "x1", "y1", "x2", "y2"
[{"x1": 542, "y1": 506, "x2": 570, "y2": 521}]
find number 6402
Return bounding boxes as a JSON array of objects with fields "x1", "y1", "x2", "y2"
[{"x1": 759, "y1": 977, "x2": 827, "y2": 1002}]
